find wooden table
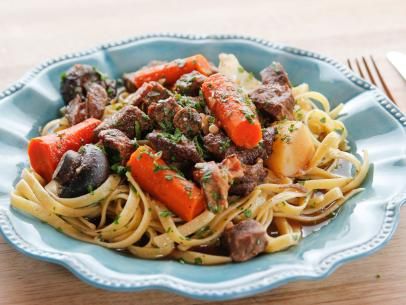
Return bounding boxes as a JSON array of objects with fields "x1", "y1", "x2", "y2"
[{"x1": 1, "y1": 0, "x2": 405, "y2": 304}]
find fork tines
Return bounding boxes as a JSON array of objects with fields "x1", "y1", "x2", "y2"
[{"x1": 347, "y1": 56, "x2": 397, "y2": 104}]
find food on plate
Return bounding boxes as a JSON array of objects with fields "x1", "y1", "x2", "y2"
[{"x1": 11, "y1": 53, "x2": 368, "y2": 264}]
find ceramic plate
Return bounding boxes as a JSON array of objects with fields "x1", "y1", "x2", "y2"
[{"x1": 0, "y1": 34, "x2": 405, "y2": 301}]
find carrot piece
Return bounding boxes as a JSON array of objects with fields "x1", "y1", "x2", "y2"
[
  {"x1": 28, "y1": 118, "x2": 101, "y2": 182},
  {"x1": 130, "y1": 54, "x2": 215, "y2": 88},
  {"x1": 201, "y1": 73, "x2": 262, "y2": 149},
  {"x1": 127, "y1": 146, "x2": 206, "y2": 221}
]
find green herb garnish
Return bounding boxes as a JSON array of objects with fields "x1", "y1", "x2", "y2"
[
  {"x1": 194, "y1": 257, "x2": 203, "y2": 265},
  {"x1": 243, "y1": 209, "x2": 252, "y2": 218},
  {"x1": 160, "y1": 210, "x2": 173, "y2": 217}
]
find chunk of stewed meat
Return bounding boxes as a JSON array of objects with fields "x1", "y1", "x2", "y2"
[
  {"x1": 173, "y1": 71, "x2": 207, "y2": 96},
  {"x1": 127, "y1": 81, "x2": 171, "y2": 112},
  {"x1": 193, "y1": 155, "x2": 243, "y2": 212},
  {"x1": 98, "y1": 129, "x2": 135, "y2": 164},
  {"x1": 229, "y1": 159, "x2": 268, "y2": 196},
  {"x1": 222, "y1": 219, "x2": 268, "y2": 262},
  {"x1": 203, "y1": 132, "x2": 267, "y2": 165},
  {"x1": 173, "y1": 107, "x2": 202, "y2": 137},
  {"x1": 65, "y1": 95, "x2": 87, "y2": 125},
  {"x1": 85, "y1": 83, "x2": 109, "y2": 119},
  {"x1": 94, "y1": 105, "x2": 152, "y2": 139},
  {"x1": 260, "y1": 62, "x2": 292, "y2": 87},
  {"x1": 65, "y1": 83, "x2": 109, "y2": 125},
  {"x1": 262, "y1": 126, "x2": 275, "y2": 155},
  {"x1": 60, "y1": 64, "x2": 116, "y2": 103},
  {"x1": 249, "y1": 83, "x2": 295, "y2": 121},
  {"x1": 148, "y1": 97, "x2": 182, "y2": 131},
  {"x1": 146, "y1": 130, "x2": 203, "y2": 165}
]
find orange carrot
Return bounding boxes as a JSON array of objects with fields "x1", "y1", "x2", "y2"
[
  {"x1": 127, "y1": 146, "x2": 206, "y2": 221},
  {"x1": 130, "y1": 54, "x2": 215, "y2": 88},
  {"x1": 28, "y1": 118, "x2": 101, "y2": 182},
  {"x1": 201, "y1": 73, "x2": 262, "y2": 149}
]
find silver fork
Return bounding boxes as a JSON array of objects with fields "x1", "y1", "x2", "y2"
[{"x1": 346, "y1": 56, "x2": 397, "y2": 105}]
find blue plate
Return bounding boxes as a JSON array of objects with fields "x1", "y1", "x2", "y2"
[{"x1": 0, "y1": 34, "x2": 405, "y2": 301}]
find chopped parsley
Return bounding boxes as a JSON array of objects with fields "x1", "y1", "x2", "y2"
[
  {"x1": 87, "y1": 185, "x2": 94, "y2": 195},
  {"x1": 184, "y1": 185, "x2": 193, "y2": 198},
  {"x1": 111, "y1": 163, "x2": 127, "y2": 176},
  {"x1": 195, "y1": 226, "x2": 212, "y2": 238},
  {"x1": 160, "y1": 128, "x2": 185, "y2": 143},
  {"x1": 320, "y1": 117, "x2": 327, "y2": 123},
  {"x1": 242, "y1": 109, "x2": 256, "y2": 124},
  {"x1": 178, "y1": 258, "x2": 186, "y2": 264},
  {"x1": 166, "y1": 227, "x2": 173, "y2": 233},
  {"x1": 107, "y1": 87, "x2": 115, "y2": 96},
  {"x1": 113, "y1": 215, "x2": 120, "y2": 224},
  {"x1": 334, "y1": 128, "x2": 344, "y2": 135},
  {"x1": 159, "y1": 210, "x2": 174, "y2": 217},
  {"x1": 281, "y1": 135, "x2": 291, "y2": 144},
  {"x1": 60, "y1": 72, "x2": 67, "y2": 81},
  {"x1": 237, "y1": 66, "x2": 245, "y2": 73},
  {"x1": 194, "y1": 257, "x2": 203, "y2": 265},
  {"x1": 164, "y1": 175, "x2": 174, "y2": 181},
  {"x1": 243, "y1": 209, "x2": 252, "y2": 218},
  {"x1": 219, "y1": 138, "x2": 231, "y2": 153},
  {"x1": 201, "y1": 170, "x2": 212, "y2": 183},
  {"x1": 134, "y1": 121, "x2": 141, "y2": 139},
  {"x1": 193, "y1": 135, "x2": 206, "y2": 158},
  {"x1": 153, "y1": 162, "x2": 171, "y2": 173},
  {"x1": 288, "y1": 124, "x2": 297, "y2": 133},
  {"x1": 56, "y1": 227, "x2": 64, "y2": 233}
]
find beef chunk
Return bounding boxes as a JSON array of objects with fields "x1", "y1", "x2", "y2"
[
  {"x1": 222, "y1": 219, "x2": 268, "y2": 262},
  {"x1": 94, "y1": 105, "x2": 152, "y2": 139},
  {"x1": 66, "y1": 95, "x2": 87, "y2": 125},
  {"x1": 65, "y1": 83, "x2": 109, "y2": 125},
  {"x1": 250, "y1": 62, "x2": 294, "y2": 121},
  {"x1": 128, "y1": 81, "x2": 171, "y2": 112},
  {"x1": 193, "y1": 155, "x2": 243, "y2": 212},
  {"x1": 98, "y1": 129, "x2": 135, "y2": 164},
  {"x1": 173, "y1": 71, "x2": 207, "y2": 96},
  {"x1": 60, "y1": 64, "x2": 116, "y2": 104},
  {"x1": 85, "y1": 83, "x2": 109, "y2": 119},
  {"x1": 173, "y1": 107, "x2": 202, "y2": 137},
  {"x1": 249, "y1": 83, "x2": 295, "y2": 121},
  {"x1": 122, "y1": 72, "x2": 138, "y2": 93},
  {"x1": 260, "y1": 62, "x2": 292, "y2": 87},
  {"x1": 203, "y1": 132, "x2": 267, "y2": 165},
  {"x1": 230, "y1": 159, "x2": 268, "y2": 196},
  {"x1": 148, "y1": 97, "x2": 182, "y2": 131},
  {"x1": 146, "y1": 130, "x2": 203, "y2": 165},
  {"x1": 262, "y1": 127, "x2": 275, "y2": 155}
]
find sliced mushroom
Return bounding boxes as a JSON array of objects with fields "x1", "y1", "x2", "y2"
[{"x1": 52, "y1": 144, "x2": 110, "y2": 198}]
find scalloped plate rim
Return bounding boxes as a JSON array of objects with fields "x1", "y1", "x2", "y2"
[{"x1": 0, "y1": 33, "x2": 405, "y2": 301}]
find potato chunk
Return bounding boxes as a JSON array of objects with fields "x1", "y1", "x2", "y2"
[{"x1": 265, "y1": 121, "x2": 315, "y2": 177}]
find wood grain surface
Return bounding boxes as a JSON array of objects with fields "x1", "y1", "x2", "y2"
[{"x1": 1, "y1": 0, "x2": 405, "y2": 304}]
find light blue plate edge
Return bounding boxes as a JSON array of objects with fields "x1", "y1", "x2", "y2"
[{"x1": 0, "y1": 33, "x2": 405, "y2": 301}]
